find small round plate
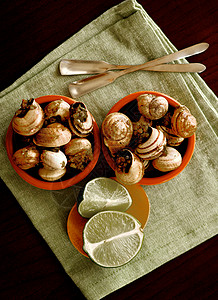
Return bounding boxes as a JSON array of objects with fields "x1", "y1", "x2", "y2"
[{"x1": 67, "y1": 181, "x2": 150, "y2": 257}]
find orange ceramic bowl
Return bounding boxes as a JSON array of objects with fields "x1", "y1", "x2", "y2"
[
  {"x1": 102, "y1": 91, "x2": 195, "y2": 185},
  {"x1": 6, "y1": 95, "x2": 101, "y2": 190}
]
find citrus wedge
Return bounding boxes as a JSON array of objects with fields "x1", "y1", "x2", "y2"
[
  {"x1": 83, "y1": 211, "x2": 144, "y2": 267},
  {"x1": 78, "y1": 177, "x2": 132, "y2": 218}
]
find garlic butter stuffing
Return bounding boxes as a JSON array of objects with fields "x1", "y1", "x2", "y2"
[
  {"x1": 101, "y1": 93, "x2": 197, "y2": 185},
  {"x1": 12, "y1": 98, "x2": 94, "y2": 181}
]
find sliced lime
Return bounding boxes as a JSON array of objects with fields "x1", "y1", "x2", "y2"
[
  {"x1": 83, "y1": 211, "x2": 144, "y2": 267},
  {"x1": 78, "y1": 177, "x2": 132, "y2": 218}
]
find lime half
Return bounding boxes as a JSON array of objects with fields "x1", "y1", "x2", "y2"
[
  {"x1": 78, "y1": 177, "x2": 132, "y2": 218},
  {"x1": 83, "y1": 211, "x2": 144, "y2": 267}
]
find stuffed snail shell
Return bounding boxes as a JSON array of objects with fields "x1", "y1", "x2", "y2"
[
  {"x1": 68, "y1": 101, "x2": 93, "y2": 137},
  {"x1": 114, "y1": 149, "x2": 145, "y2": 185},
  {"x1": 64, "y1": 138, "x2": 93, "y2": 171}
]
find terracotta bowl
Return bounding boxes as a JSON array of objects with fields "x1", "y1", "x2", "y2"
[
  {"x1": 6, "y1": 95, "x2": 101, "y2": 190},
  {"x1": 102, "y1": 91, "x2": 195, "y2": 185}
]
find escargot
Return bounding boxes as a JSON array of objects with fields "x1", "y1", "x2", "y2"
[
  {"x1": 68, "y1": 101, "x2": 93, "y2": 137},
  {"x1": 12, "y1": 146, "x2": 40, "y2": 170},
  {"x1": 39, "y1": 149, "x2": 67, "y2": 181},
  {"x1": 12, "y1": 99, "x2": 44, "y2": 136},
  {"x1": 38, "y1": 167, "x2": 66, "y2": 181},
  {"x1": 64, "y1": 138, "x2": 93, "y2": 171},
  {"x1": 152, "y1": 146, "x2": 182, "y2": 172},
  {"x1": 171, "y1": 105, "x2": 197, "y2": 138},
  {"x1": 137, "y1": 94, "x2": 168, "y2": 120},
  {"x1": 33, "y1": 123, "x2": 71, "y2": 147},
  {"x1": 135, "y1": 127, "x2": 167, "y2": 160},
  {"x1": 114, "y1": 149, "x2": 145, "y2": 185},
  {"x1": 156, "y1": 125, "x2": 184, "y2": 147},
  {"x1": 44, "y1": 99, "x2": 70, "y2": 122},
  {"x1": 101, "y1": 112, "x2": 133, "y2": 155},
  {"x1": 40, "y1": 150, "x2": 67, "y2": 170},
  {"x1": 132, "y1": 116, "x2": 150, "y2": 148}
]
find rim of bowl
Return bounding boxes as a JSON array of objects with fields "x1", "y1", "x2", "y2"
[
  {"x1": 101, "y1": 91, "x2": 195, "y2": 185},
  {"x1": 6, "y1": 95, "x2": 101, "y2": 190}
]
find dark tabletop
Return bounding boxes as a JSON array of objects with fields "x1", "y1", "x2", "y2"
[{"x1": 0, "y1": 0, "x2": 217, "y2": 299}]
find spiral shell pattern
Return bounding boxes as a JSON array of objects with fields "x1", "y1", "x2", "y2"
[
  {"x1": 137, "y1": 94, "x2": 168, "y2": 120},
  {"x1": 171, "y1": 105, "x2": 197, "y2": 138},
  {"x1": 135, "y1": 127, "x2": 166, "y2": 160},
  {"x1": 152, "y1": 146, "x2": 182, "y2": 172},
  {"x1": 102, "y1": 112, "x2": 133, "y2": 155},
  {"x1": 156, "y1": 125, "x2": 184, "y2": 147},
  {"x1": 12, "y1": 99, "x2": 44, "y2": 136},
  {"x1": 33, "y1": 123, "x2": 71, "y2": 147},
  {"x1": 68, "y1": 101, "x2": 93, "y2": 137}
]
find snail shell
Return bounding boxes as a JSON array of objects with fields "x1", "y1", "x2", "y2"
[
  {"x1": 12, "y1": 99, "x2": 44, "y2": 136},
  {"x1": 171, "y1": 105, "x2": 197, "y2": 138},
  {"x1": 40, "y1": 150, "x2": 67, "y2": 170},
  {"x1": 102, "y1": 112, "x2": 133, "y2": 155},
  {"x1": 44, "y1": 99, "x2": 70, "y2": 122},
  {"x1": 114, "y1": 149, "x2": 144, "y2": 185},
  {"x1": 12, "y1": 146, "x2": 40, "y2": 170},
  {"x1": 152, "y1": 146, "x2": 182, "y2": 172},
  {"x1": 137, "y1": 94, "x2": 168, "y2": 120},
  {"x1": 64, "y1": 138, "x2": 93, "y2": 171},
  {"x1": 33, "y1": 123, "x2": 71, "y2": 147},
  {"x1": 156, "y1": 125, "x2": 184, "y2": 147},
  {"x1": 64, "y1": 138, "x2": 92, "y2": 156},
  {"x1": 38, "y1": 167, "x2": 66, "y2": 181},
  {"x1": 135, "y1": 127, "x2": 166, "y2": 160},
  {"x1": 68, "y1": 102, "x2": 93, "y2": 137}
]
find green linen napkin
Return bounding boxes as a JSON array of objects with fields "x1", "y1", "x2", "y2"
[{"x1": 0, "y1": 0, "x2": 217, "y2": 299}]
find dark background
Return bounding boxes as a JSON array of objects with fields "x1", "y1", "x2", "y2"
[{"x1": 0, "y1": 0, "x2": 217, "y2": 299}]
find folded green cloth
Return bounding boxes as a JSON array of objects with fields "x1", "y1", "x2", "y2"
[{"x1": 0, "y1": 0, "x2": 217, "y2": 299}]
